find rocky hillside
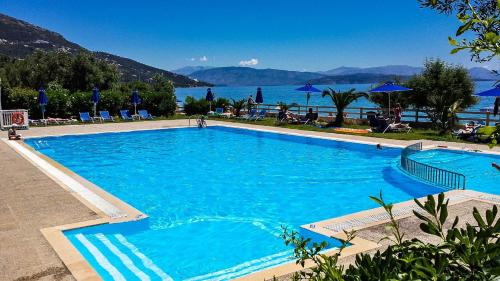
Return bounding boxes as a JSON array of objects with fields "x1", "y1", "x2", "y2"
[{"x1": 0, "y1": 13, "x2": 210, "y2": 87}]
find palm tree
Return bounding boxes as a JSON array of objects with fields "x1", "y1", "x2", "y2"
[
  {"x1": 322, "y1": 88, "x2": 368, "y2": 126},
  {"x1": 230, "y1": 98, "x2": 246, "y2": 117},
  {"x1": 446, "y1": 99, "x2": 463, "y2": 132}
]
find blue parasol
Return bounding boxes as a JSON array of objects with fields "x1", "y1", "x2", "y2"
[
  {"x1": 91, "y1": 87, "x2": 100, "y2": 117},
  {"x1": 476, "y1": 85, "x2": 500, "y2": 116},
  {"x1": 296, "y1": 83, "x2": 321, "y2": 107},
  {"x1": 255, "y1": 87, "x2": 263, "y2": 104},
  {"x1": 206, "y1": 88, "x2": 214, "y2": 112},
  {"x1": 369, "y1": 82, "x2": 412, "y2": 116},
  {"x1": 131, "y1": 89, "x2": 141, "y2": 115},
  {"x1": 38, "y1": 87, "x2": 48, "y2": 119}
]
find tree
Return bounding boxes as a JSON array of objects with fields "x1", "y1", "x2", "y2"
[
  {"x1": 369, "y1": 77, "x2": 409, "y2": 110},
  {"x1": 405, "y1": 59, "x2": 476, "y2": 131},
  {"x1": 322, "y1": 88, "x2": 368, "y2": 126},
  {"x1": 419, "y1": 0, "x2": 499, "y2": 63},
  {"x1": 230, "y1": 98, "x2": 247, "y2": 117}
]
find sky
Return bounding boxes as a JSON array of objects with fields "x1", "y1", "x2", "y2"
[{"x1": 2, "y1": 0, "x2": 497, "y2": 71}]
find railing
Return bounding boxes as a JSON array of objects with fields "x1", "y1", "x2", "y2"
[
  {"x1": 0, "y1": 109, "x2": 29, "y2": 130},
  {"x1": 400, "y1": 142, "x2": 466, "y2": 190},
  {"x1": 178, "y1": 103, "x2": 500, "y2": 125}
]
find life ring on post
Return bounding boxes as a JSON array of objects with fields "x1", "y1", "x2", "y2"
[{"x1": 11, "y1": 112, "x2": 25, "y2": 126}]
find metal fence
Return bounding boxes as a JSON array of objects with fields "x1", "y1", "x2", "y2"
[
  {"x1": 0, "y1": 110, "x2": 29, "y2": 130},
  {"x1": 400, "y1": 142, "x2": 466, "y2": 190}
]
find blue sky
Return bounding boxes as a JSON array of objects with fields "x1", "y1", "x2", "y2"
[{"x1": 2, "y1": 0, "x2": 496, "y2": 71}]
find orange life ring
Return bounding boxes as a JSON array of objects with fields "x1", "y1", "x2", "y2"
[{"x1": 11, "y1": 112, "x2": 24, "y2": 126}]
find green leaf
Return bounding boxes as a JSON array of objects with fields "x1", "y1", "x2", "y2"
[
  {"x1": 448, "y1": 37, "x2": 457, "y2": 46},
  {"x1": 456, "y1": 20, "x2": 473, "y2": 36}
]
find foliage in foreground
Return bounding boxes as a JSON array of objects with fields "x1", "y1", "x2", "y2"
[
  {"x1": 282, "y1": 193, "x2": 500, "y2": 280},
  {"x1": 419, "y1": 0, "x2": 499, "y2": 63}
]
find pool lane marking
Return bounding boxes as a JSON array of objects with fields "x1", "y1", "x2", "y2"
[
  {"x1": 75, "y1": 234, "x2": 126, "y2": 281},
  {"x1": 95, "y1": 233, "x2": 151, "y2": 281},
  {"x1": 115, "y1": 234, "x2": 173, "y2": 281},
  {"x1": 185, "y1": 250, "x2": 292, "y2": 281},
  {"x1": 6, "y1": 140, "x2": 127, "y2": 219}
]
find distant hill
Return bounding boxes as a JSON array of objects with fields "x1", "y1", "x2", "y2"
[
  {"x1": 319, "y1": 65, "x2": 423, "y2": 76},
  {"x1": 308, "y1": 73, "x2": 411, "y2": 85},
  {"x1": 189, "y1": 67, "x2": 324, "y2": 86},
  {"x1": 173, "y1": 66, "x2": 214, "y2": 76},
  {"x1": 468, "y1": 67, "x2": 499, "y2": 81},
  {"x1": 0, "y1": 13, "x2": 210, "y2": 87}
]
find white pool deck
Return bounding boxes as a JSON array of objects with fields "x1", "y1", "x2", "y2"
[{"x1": 2, "y1": 119, "x2": 499, "y2": 281}]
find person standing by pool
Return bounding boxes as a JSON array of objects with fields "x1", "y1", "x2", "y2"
[
  {"x1": 394, "y1": 103, "x2": 402, "y2": 123},
  {"x1": 247, "y1": 95, "x2": 255, "y2": 113}
]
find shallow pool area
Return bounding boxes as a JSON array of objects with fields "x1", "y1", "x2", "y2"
[
  {"x1": 26, "y1": 126, "x2": 453, "y2": 280},
  {"x1": 409, "y1": 149, "x2": 500, "y2": 194}
]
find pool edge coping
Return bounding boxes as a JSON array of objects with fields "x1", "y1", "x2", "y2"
[{"x1": 3, "y1": 122, "x2": 500, "y2": 281}]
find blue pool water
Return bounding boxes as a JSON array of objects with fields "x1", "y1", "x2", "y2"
[{"x1": 27, "y1": 127, "x2": 449, "y2": 280}]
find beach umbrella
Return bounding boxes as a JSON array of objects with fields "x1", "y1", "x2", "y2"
[
  {"x1": 369, "y1": 82, "x2": 411, "y2": 117},
  {"x1": 476, "y1": 85, "x2": 500, "y2": 116},
  {"x1": 38, "y1": 87, "x2": 48, "y2": 120},
  {"x1": 205, "y1": 88, "x2": 214, "y2": 112},
  {"x1": 255, "y1": 87, "x2": 263, "y2": 111},
  {"x1": 131, "y1": 89, "x2": 141, "y2": 115},
  {"x1": 296, "y1": 83, "x2": 321, "y2": 107},
  {"x1": 91, "y1": 87, "x2": 100, "y2": 117}
]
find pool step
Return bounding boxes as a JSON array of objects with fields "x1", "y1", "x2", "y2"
[{"x1": 75, "y1": 233, "x2": 172, "y2": 281}]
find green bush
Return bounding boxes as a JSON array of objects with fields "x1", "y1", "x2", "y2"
[
  {"x1": 184, "y1": 96, "x2": 209, "y2": 115},
  {"x1": 4, "y1": 87, "x2": 39, "y2": 118},
  {"x1": 214, "y1": 97, "x2": 230, "y2": 111},
  {"x1": 283, "y1": 193, "x2": 499, "y2": 280}
]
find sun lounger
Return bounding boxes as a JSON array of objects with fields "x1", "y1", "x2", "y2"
[
  {"x1": 120, "y1": 110, "x2": 133, "y2": 121},
  {"x1": 254, "y1": 109, "x2": 267, "y2": 121},
  {"x1": 99, "y1": 111, "x2": 115, "y2": 122},
  {"x1": 299, "y1": 112, "x2": 319, "y2": 125},
  {"x1": 383, "y1": 122, "x2": 412, "y2": 134},
  {"x1": 79, "y1": 112, "x2": 95, "y2": 123},
  {"x1": 138, "y1": 110, "x2": 154, "y2": 120},
  {"x1": 238, "y1": 109, "x2": 257, "y2": 120}
]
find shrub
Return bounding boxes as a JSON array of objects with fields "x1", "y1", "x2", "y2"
[
  {"x1": 184, "y1": 96, "x2": 209, "y2": 115},
  {"x1": 214, "y1": 97, "x2": 230, "y2": 111},
  {"x1": 283, "y1": 193, "x2": 499, "y2": 280},
  {"x1": 4, "y1": 87, "x2": 39, "y2": 118}
]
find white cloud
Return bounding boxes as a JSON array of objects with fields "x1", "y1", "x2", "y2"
[
  {"x1": 239, "y1": 58, "x2": 259, "y2": 66},
  {"x1": 187, "y1": 57, "x2": 196, "y2": 61},
  {"x1": 199, "y1": 56, "x2": 208, "y2": 62}
]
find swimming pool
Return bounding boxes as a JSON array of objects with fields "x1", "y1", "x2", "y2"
[{"x1": 27, "y1": 126, "x2": 446, "y2": 280}]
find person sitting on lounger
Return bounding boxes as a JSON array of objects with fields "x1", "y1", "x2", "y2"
[
  {"x1": 8, "y1": 127, "x2": 21, "y2": 140},
  {"x1": 394, "y1": 103, "x2": 402, "y2": 123},
  {"x1": 493, "y1": 162, "x2": 500, "y2": 172}
]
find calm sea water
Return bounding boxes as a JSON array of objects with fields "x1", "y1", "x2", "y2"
[{"x1": 176, "y1": 81, "x2": 498, "y2": 111}]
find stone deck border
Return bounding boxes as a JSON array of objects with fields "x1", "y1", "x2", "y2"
[{"x1": 4, "y1": 119, "x2": 500, "y2": 281}]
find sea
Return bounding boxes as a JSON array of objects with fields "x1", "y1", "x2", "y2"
[{"x1": 176, "y1": 81, "x2": 498, "y2": 112}]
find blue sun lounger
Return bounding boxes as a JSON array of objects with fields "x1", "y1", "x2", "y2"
[
  {"x1": 99, "y1": 111, "x2": 115, "y2": 122},
  {"x1": 138, "y1": 110, "x2": 154, "y2": 120},
  {"x1": 79, "y1": 112, "x2": 94, "y2": 123},
  {"x1": 254, "y1": 109, "x2": 267, "y2": 121},
  {"x1": 120, "y1": 110, "x2": 133, "y2": 121}
]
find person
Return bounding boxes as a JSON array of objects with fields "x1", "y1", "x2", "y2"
[
  {"x1": 247, "y1": 95, "x2": 255, "y2": 112},
  {"x1": 492, "y1": 162, "x2": 500, "y2": 172},
  {"x1": 376, "y1": 143, "x2": 382, "y2": 149},
  {"x1": 196, "y1": 115, "x2": 207, "y2": 128},
  {"x1": 394, "y1": 103, "x2": 402, "y2": 123},
  {"x1": 304, "y1": 108, "x2": 314, "y2": 120},
  {"x1": 8, "y1": 127, "x2": 22, "y2": 140}
]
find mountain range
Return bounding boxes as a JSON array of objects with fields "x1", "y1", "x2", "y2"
[
  {"x1": 0, "y1": 13, "x2": 210, "y2": 87},
  {"x1": 174, "y1": 65, "x2": 498, "y2": 86}
]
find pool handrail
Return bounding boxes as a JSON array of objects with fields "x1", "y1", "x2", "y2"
[{"x1": 400, "y1": 142, "x2": 466, "y2": 190}]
